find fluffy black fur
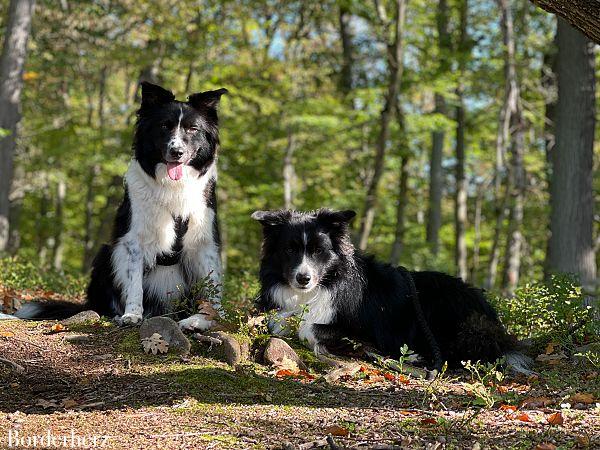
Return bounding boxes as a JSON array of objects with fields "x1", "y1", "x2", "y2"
[{"x1": 254, "y1": 209, "x2": 519, "y2": 369}]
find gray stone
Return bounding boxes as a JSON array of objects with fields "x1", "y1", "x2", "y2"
[
  {"x1": 60, "y1": 310, "x2": 100, "y2": 326},
  {"x1": 139, "y1": 317, "x2": 191, "y2": 356},
  {"x1": 203, "y1": 331, "x2": 249, "y2": 366},
  {"x1": 263, "y1": 337, "x2": 306, "y2": 370},
  {"x1": 64, "y1": 334, "x2": 91, "y2": 344}
]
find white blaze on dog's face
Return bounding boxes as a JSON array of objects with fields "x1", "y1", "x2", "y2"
[{"x1": 252, "y1": 209, "x2": 357, "y2": 293}]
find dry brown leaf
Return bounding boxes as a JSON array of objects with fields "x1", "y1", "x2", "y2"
[
  {"x1": 141, "y1": 333, "x2": 169, "y2": 355},
  {"x1": 534, "y1": 444, "x2": 556, "y2": 450},
  {"x1": 324, "y1": 425, "x2": 349, "y2": 437},
  {"x1": 36, "y1": 399, "x2": 58, "y2": 409},
  {"x1": 499, "y1": 404, "x2": 517, "y2": 412},
  {"x1": 420, "y1": 418, "x2": 438, "y2": 425},
  {"x1": 275, "y1": 356, "x2": 300, "y2": 373},
  {"x1": 324, "y1": 363, "x2": 361, "y2": 383},
  {"x1": 545, "y1": 342, "x2": 557, "y2": 355},
  {"x1": 568, "y1": 393, "x2": 595, "y2": 404},
  {"x1": 513, "y1": 413, "x2": 532, "y2": 422},
  {"x1": 0, "y1": 331, "x2": 14, "y2": 337},
  {"x1": 521, "y1": 397, "x2": 553, "y2": 409},
  {"x1": 197, "y1": 301, "x2": 219, "y2": 321},
  {"x1": 61, "y1": 398, "x2": 78, "y2": 409},
  {"x1": 50, "y1": 323, "x2": 67, "y2": 333},
  {"x1": 536, "y1": 352, "x2": 567, "y2": 364},
  {"x1": 547, "y1": 412, "x2": 564, "y2": 425},
  {"x1": 576, "y1": 435, "x2": 590, "y2": 447}
]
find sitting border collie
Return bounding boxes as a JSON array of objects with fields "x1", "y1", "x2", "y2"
[
  {"x1": 16, "y1": 82, "x2": 226, "y2": 331},
  {"x1": 252, "y1": 208, "x2": 532, "y2": 372}
]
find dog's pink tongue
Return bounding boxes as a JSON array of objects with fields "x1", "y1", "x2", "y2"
[{"x1": 167, "y1": 163, "x2": 183, "y2": 181}]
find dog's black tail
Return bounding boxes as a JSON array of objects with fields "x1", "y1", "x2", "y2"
[
  {"x1": 397, "y1": 266, "x2": 443, "y2": 373},
  {"x1": 14, "y1": 300, "x2": 89, "y2": 320}
]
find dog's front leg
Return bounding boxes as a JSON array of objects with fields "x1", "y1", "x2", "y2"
[
  {"x1": 179, "y1": 242, "x2": 223, "y2": 332},
  {"x1": 112, "y1": 238, "x2": 144, "y2": 325},
  {"x1": 306, "y1": 323, "x2": 351, "y2": 357}
]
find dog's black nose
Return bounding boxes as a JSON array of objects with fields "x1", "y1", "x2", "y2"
[
  {"x1": 296, "y1": 273, "x2": 311, "y2": 286},
  {"x1": 170, "y1": 148, "x2": 184, "y2": 158}
]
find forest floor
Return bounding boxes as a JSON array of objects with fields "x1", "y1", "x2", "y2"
[{"x1": 0, "y1": 310, "x2": 598, "y2": 449}]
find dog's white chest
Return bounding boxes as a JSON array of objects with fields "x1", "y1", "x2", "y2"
[{"x1": 269, "y1": 285, "x2": 335, "y2": 348}]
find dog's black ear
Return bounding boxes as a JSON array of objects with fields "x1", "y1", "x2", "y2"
[
  {"x1": 316, "y1": 209, "x2": 356, "y2": 228},
  {"x1": 251, "y1": 210, "x2": 288, "y2": 226},
  {"x1": 188, "y1": 88, "x2": 228, "y2": 110},
  {"x1": 140, "y1": 82, "x2": 175, "y2": 109}
]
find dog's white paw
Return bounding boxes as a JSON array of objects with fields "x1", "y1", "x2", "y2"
[
  {"x1": 178, "y1": 314, "x2": 215, "y2": 332},
  {"x1": 115, "y1": 313, "x2": 143, "y2": 326},
  {"x1": 313, "y1": 342, "x2": 332, "y2": 357}
]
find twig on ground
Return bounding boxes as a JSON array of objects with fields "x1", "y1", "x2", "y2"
[
  {"x1": 299, "y1": 439, "x2": 328, "y2": 450},
  {"x1": 0, "y1": 357, "x2": 25, "y2": 373},
  {"x1": 193, "y1": 333, "x2": 223, "y2": 346}
]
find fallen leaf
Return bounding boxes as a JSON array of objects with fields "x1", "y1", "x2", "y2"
[
  {"x1": 61, "y1": 398, "x2": 78, "y2": 409},
  {"x1": 534, "y1": 444, "x2": 556, "y2": 450},
  {"x1": 420, "y1": 418, "x2": 438, "y2": 425},
  {"x1": 499, "y1": 404, "x2": 517, "y2": 412},
  {"x1": 547, "y1": 412, "x2": 564, "y2": 425},
  {"x1": 246, "y1": 315, "x2": 265, "y2": 328},
  {"x1": 0, "y1": 331, "x2": 14, "y2": 337},
  {"x1": 383, "y1": 372, "x2": 395, "y2": 381},
  {"x1": 196, "y1": 301, "x2": 219, "y2": 321},
  {"x1": 50, "y1": 323, "x2": 66, "y2": 333},
  {"x1": 397, "y1": 374, "x2": 410, "y2": 384},
  {"x1": 324, "y1": 363, "x2": 361, "y2": 383},
  {"x1": 274, "y1": 356, "x2": 299, "y2": 373},
  {"x1": 568, "y1": 393, "x2": 595, "y2": 404},
  {"x1": 514, "y1": 413, "x2": 532, "y2": 422},
  {"x1": 141, "y1": 333, "x2": 169, "y2": 355},
  {"x1": 521, "y1": 397, "x2": 553, "y2": 409},
  {"x1": 275, "y1": 369, "x2": 296, "y2": 378},
  {"x1": 323, "y1": 425, "x2": 349, "y2": 437},
  {"x1": 576, "y1": 435, "x2": 590, "y2": 447},
  {"x1": 545, "y1": 342, "x2": 557, "y2": 355}
]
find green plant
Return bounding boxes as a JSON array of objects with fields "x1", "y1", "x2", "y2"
[
  {"x1": 461, "y1": 359, "x2": 505, "y2": 408},
  {"x1": 492, "y1": 274, "x2": 596, "y2": 346}
]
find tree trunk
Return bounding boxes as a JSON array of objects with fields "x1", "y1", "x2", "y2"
[
  {"x1": 548, "y1": 18, "x2": 597, "y2": 295},
  {"x1": 283, "y1": 128, "x2": 295, "y2": 210},
  {"x1": 82, "y1": 164, "x2": 100, "y2": 271},
  {"x1": 338, "y1": 3, "x2": 354, "y2": 99},
  {"x1": 357, "y1": 0, "x2": 407, "y2": 250},
  {"x1": 425, "y1": 0, "x2": 451, "y2": 256},
  {"x1": 0, "y1": 0, "x2": 35, "y2": 252},
  {"x1": 454, "y1": 0, "x2": 469, "y2": 281},
  {"x1": 498, "y1": 0, "x2": 525, "y2": 294},
  {"x1": 471, "y1": 181, "x2": 483, "y2": 282},
  {"x1": 390, "y1": 154, "x2": 409, "y2": 266},
  {"x1": 52, "y1": 179, "x2": 66, "y2": 271},
  {"x1": 529, "y1": 1, "x2": 600, "y2": 44}
]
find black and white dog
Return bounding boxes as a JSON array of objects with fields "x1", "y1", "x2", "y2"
[
  {"x1": 16, "y1": 82, "x2": 226, "y2": 331},
  {"x1": 252, "y1": 208, "x2": 531, "y2": 372}
]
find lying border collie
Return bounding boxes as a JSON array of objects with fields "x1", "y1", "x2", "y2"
[
  {"x1": 252, "y1": 208, "x2": 532, "y2": 373},
  {"x1": 16, "y1": 82, "x2": 226, "y2": 331}
]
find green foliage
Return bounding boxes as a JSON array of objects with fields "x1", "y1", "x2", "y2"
[
  {"x1": 0, "y1": 256, "x2": 86, "y2": 297},
  {"x1": 492, "y1": 275, "x2": 597, "y2": 345},
  {"x1": 461, "y1": 359, "x2": 505, "y2": 408}
]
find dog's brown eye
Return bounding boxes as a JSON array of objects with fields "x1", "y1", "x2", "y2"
[
  {"x1": 314, "y1": 248, "x2": 323, "y2": 255},
  {"x1": 285, "y1": 248, "x2": 294, "y2": 254}
]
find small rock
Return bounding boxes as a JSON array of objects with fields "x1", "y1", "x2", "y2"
[
  {"x1": 60, "y1": 310, "x2": 100, "y2": 326},
  {"x1": 64, "y1": 334, "x2": 91, "y2": 344},
  {"x1": 263, "y1": 337, "x2": 306, "y2": 370},
  {"x1": 139, "y1": 317, "x2": 190, "y2": 356},
  {"x1": 203, "y1": 331, "x2": 248, "y2": 366}
]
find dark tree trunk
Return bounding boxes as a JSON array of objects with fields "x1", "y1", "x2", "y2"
[
  {"x1": 52, "y1": 179, "x2": 66, "y2": 271},
  {"x1": 82, "y1": 164, "x2": 100, "y2": 271},
  {"x1": 338, "y1": 3, "x2": 354, "y2": 99},
  {"x1": 390, "y1": 154, "x2": 409, "y2": 266},
  {"x1": 454, "y1": 0, "x2": 469, "y2": 281},
  {"x1": 426, "y1": 0, "x2": 451, "y2": 256},
  {"x1": 548, "y1": 18, "x2": 597, "y2": 295},
  {"x1": 0, "y1": 0, "x2": 35, "y2": 252},
  {"x1": 529, "y1": 1, "x2": 600, "y2": 44},
  {"x1": 358, "y1": 0, "x2": 407, "y2": 250}
]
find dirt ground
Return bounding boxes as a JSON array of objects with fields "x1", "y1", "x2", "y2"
[{"x1": 0, "y1": 319, "x2": 598, "y2": 450}]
